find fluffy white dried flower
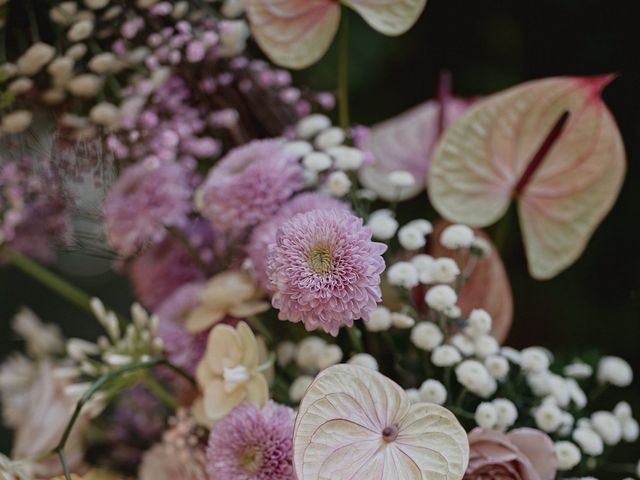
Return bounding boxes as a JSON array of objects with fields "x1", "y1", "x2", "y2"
[
  {"x1": 347, "y1": 353, "x2": 379, "y2": 371},
  {"x1": 289, "y1": 375, "x2": 314, "y2": 402},
  {"x1": 365, "y1": 306, "x2": 392, "y2": 332},
  {"x1": 485, "y1": 355, "x2": 510, "y2": 380},
  {"x1": 597, "y1": 356, "x2": 633, "y2": 387},
  {"x1": 329, "y1": 146, "x2": 364, "y2": 171},
  {"x1": 67, "y1": 74, "x2": 103, "y2": 97},
  {"x1": 555, "y1": 441, "x2": 581, "y2": 471},
  {"x1": 521, "y1": 347, "x2": 551, "y2": 374},
  {"x1": 493, "y1": 398, "x2": 518, "y2": 429},
  {"x1": 296, "y1": 114, "x2": 331, "y2": 139},
  {"x1": 68, "y1": 19, "x2": 95, "y2": 41},
  {"x1": 440, "y1": 224, "x2": 474, "y2": 249},
  {"x1": 425, "y1": 284, "x2": 457, "y2": 311},
  {"x1": 327, "y1": 171, "x2": 352, "y2": 197},
  {"x1": 572, "y1": 426, "x2": 604, "y2": 456},
  {"x1": 368, "y1": 210, "x2": 398, "y2": 240},
  {"x1": 1, "y1": 110, "x2": 32, "y2": 133},
  {"x1": 431, "y1": 345, "x2": 462, "y2": 367},
  {"x1": 455, "y1": 360, "x2": 496, "y2": 398},
  {"x1": 302, "y1": 151, "x2": 332, "y2": 172},
  {"x1": 316, "y1": 344, "x2": 343, "y2": 370},
  {"x1": 388, "y1": 170, "x2": 416, "y2": 188},
  {"x1": 474, "y1": 402, "x2": 497, "y2": 429},
  {"x1": 410, "y1": 322, "x2": 443, "y2": 351},
  {"x1": 591, "y1": 411, "x2": 623, "y2": 445},
  {"x1": 430, "y1": 257, "x2": 460, "y2": 283},
  {"x1": 534, "y1": 402, "x2": 563, "y2": 433},
  {"x1": 387, "y1": 261, "x2": 419, "y2": 289},
  {"x1": 17, "y1": 42, "x2": 55, "y2": 75},
  {"x1": 390, "y1": 312, "x2": 415, "y2": 329},
  {"x1": 295, "y1": 337, "x2": 326, "y2": 371},
  {"x1": 465, "y1": 309, "x2": 492, "y2": 337},
  {"x1": 418, "y1": 379, "x2": 447, "y2": 405},
  {"x1": 315, "y1": 127, "x2": 345, "y2": 150}
]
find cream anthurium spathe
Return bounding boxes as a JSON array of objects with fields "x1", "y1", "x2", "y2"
[
  {"x1": 246, "y1": 0, "x2": 428, "y2": 69},
  {"x1": 195, "y1": 321, "x2": 269, "y2": 422},
  {"x1": 293, "y1": 364, "x2": 469, "y2": 479}
]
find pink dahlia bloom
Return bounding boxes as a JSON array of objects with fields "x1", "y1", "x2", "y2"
[
  {"x1": 207, "y1": 401, "x2": 295, "y2": 480},
  {"x1": 267, "y1": 209, "x2": 387, "y2": 336},
  {"x1": 196, "y1": 140, "x2": 304, "y2": 233},
  {"x1": 104, "y1": 159, "x2": 192, "y2": 257},
  {"x1": 247, "y1": 192, "x2": 351, "y2": 290}
]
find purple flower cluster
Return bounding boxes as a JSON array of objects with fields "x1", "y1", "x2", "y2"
[
  {"x1": 0, "y1": 158, "x2": 71, "y2": 262},
  {"x1": 207, "y1": 401, "x2": 295, "y2": 480},
  {"x1": 103, "y1": 159, "x2": 192, "y2": 257},
  {"x1": 196, "y1": 140, "x2": 304, "y2": 233},
  {"x1": 267, "y1": 209, "x2": 387, "y2": 336}
]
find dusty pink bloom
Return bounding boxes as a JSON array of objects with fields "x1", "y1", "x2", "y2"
[
  {"x1": 196, "y1": 140, "x2": 304, "y2": 233},
  {"x1": 247, "y1": 192, "x2": 350, "y2": 290},
  {"x1": 207, "y1": 401, "x2": 295, "y2": 480},
  {"x1": 465, "y1": 428, "x2": 557, "y2": 480},
  {"x1": 155, "y1": 282, "x2": 209, "y2": 376},
  {"x1": 267, "y1": 209, "x2": 386, "y2": 336},
  {"x1": 104, "y1": 159, "x2": 192, "y2": 257}
]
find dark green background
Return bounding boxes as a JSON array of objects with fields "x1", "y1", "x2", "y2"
[{"x1": 2, "y1": 0, "x2": 639, "y2": 467}]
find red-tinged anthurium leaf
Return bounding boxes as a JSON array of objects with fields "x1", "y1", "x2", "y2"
[{"x1": 428, "y1": 75, "x2": 626, "y2": 280}]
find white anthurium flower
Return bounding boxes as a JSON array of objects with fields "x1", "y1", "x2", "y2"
[
  {"x1": 293, "y1": 364, "x2": 469, "y2": 479},
  {"x1": 247, "y1": 0, "x2": 427, "y2": 69}
]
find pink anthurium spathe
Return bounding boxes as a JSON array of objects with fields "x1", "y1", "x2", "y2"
[
  {"x1": 246, "y1": 0, "x2": 428, "y2": 69},
  {"x1": 428, "y1": 75, "x2": 626, "y2": 280},
  {"x1": 359, "y1": 89, "x2": 470, "y2": 201}
]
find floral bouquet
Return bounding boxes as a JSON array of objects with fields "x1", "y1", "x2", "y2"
[{"x1": 0, "y1": 1, "x2": 638, "y2": 479}]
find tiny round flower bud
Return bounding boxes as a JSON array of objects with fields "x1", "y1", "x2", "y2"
[
  {"x1": 465, "y1": 309, "x2": 492, "y2": 337},
  {"x1": 623, "y1": 418, "x2": 639, "y2": 442},
  {"x1": 485, "y1": 355, "x2": 510, "y2": 380},
  {"x1": 388, "y1": 170, "x2": 416, "y2": 188},
  {"x1": 367, "y1": 210, "x2": 398, "y2": 240},
  {"x1": 572, "y1": 427, "x2": 604, "y2": 456},
  {"x1": 451, "y1": 334, "x2": 476, "y2": 357},
  {"x1": 50, "y1": 2, "x2": 78, "y2": 25},
  {"x1": 66, "y1": 44, "x2": 87, "y2": 60},
  {"x1": 347, "y1": 353, "x2": 378, "y2": 371},
  {"x1": 365, "y1": 306, "x2": 392, "y2": 332},
  {"x1": 295, "y1": 336, "x2": 326, "y2": 371},
  {"x1": 8, "y1": 77, "x2": 33, "y2": 95},
  {"x1": 296, "y1": 114, "x2": 331, "y2": 139},
  {"x1": 405, "y1": 388, "x2": 421, "y2": 403},
  {"x1": 276, "y1": 341, "x2": 297, "y2": 367},
  {"x1": 470, "y1": 237, "x2": 491, "y2": 256},
  {"x1": 398, "y1": 224, "x2": 426, "y2": 250},
  {"x1": 474, "y1": 334, "x2": 499, "y2": 359},
  {"x1": 316, "y1": 344, "x2": 343, "y2": 370},
  {"x1": 67, "y1": 74, "x2": 103, "y2": 97},
  {"x1": 315, "y1": 127, "x2": 345, "y2": 150},
  {"x1": 431, "y1": 345, "x2": 462, "y2": 367},
  {"x1": 555, "y1": 441, "x2": 581, "y2": 471},
  {"x1": 418, "y1": 379, "x2": 447, "y2": 405},
  {"x1": 329, "y1": 146, "x2": 364, "y2": 171},
  {"x1": 440, "y1": 224, "x2": 474, "y2": 249},
  {"x1": 411, "y1": 254, "x2": 435, "y2": 275},
  {"x1": 455, "y1": 360, "x2": 496, "y2": 398},
  {"x1": 17, "y1": 42, "x2": 56, "y2": 76},
  {"x1": 84, "y1": 0, "x2": 110, "y2": 9},
  {"x1": 1, "y1": 110, "x2": 32, "y2": 133},
  {"x1": 88, "y1": 52, "x2": 121, "y2": 74},
  {"x1": 534, "y1": 403, "x2": 563, "y2": 433},
  {"x1": 289, "y1": 375, "x2": 314, "y2": 402},
  {"x1": 493, "y1": 399, "x2": 518, "y2": 429},
  {"x1": 425, "y1": 285, "x2": 457, "y2": 311},
  {"x1": 613, "y1": 401, "x2": 632, "y2": 420},
  {"x1": 500, "y1": 346, "x2": 522, "y2": 365},
  {"x1": 327, "y1": 171, "x2": 352, "y2": 197},
  {"x1": 521, "y1": 347, "x2": 550, "y2": 373},
  {"x1": 218, "y1": 20, "x2": 249, "y2": 57},
  {"x1": 563, "y1": 362, "x2": 592, "y2": 379},
  {"x1": 591, "y1": 411, "x2": 623, "y2": 446},
  {"x1": 89, "y1": 102, "x2": 119, "y2": 127},
  {"x1": 597, "y1": 356, "x2": 633, "y2": 387},
  {"x1": 410, "y1": 322, "x2": 443, "y2": 351},
  {"x1": 283, "y1": 141, "x2": 313, "y2": 159},
  {"x1": 475, "y1": 402, "x2": 498, "y2": 429},
  {"x1": 430, "y1": 257, "x2": 460, "y2": 283},
  {"x1": 387, "y1": 261, "x2": 419, "y2": 289},
  {"x1": 390, "y1": 312, "x2": 415, "y2": 329},
  {"x1": 68, "y1": 19, "x2": 94, "y2": 41},
  {"x1": 302, "y1": 151, "x2": 332, "y2": 172}
]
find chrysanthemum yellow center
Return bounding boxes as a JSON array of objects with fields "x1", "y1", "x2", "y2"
[
  {"x1": 239, "y1": 445, "x2": 263, "y2": 474},
  {"x1": 308, "y1": 245, "x2": 332, "y2": 274}
]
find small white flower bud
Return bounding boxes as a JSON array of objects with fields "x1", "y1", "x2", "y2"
[
  {"x1": 431, "y1": 345, "x2": 462, "y2": 367},
  {"x1": 425, "y1": 285, "x2": 457, "y2": 311},
  {"x1": 555, "y1": 441, "x2": 581, "y2": 471},
  {"x1": 388, "y1": 170, "x2": 416, "y2": 188},
  {"x1": 368, "y1": 210, "x2": 398, "y2": 240},
  {"x1": 475, "y1": 402, "x2": 498, "y2": 429},
  {"x1": 451, "y1": 333, "x2": 476, "y2": 357},
  {"x1": 493, "y1": 398, "x2": 518, "y2": 429},
  {"x1": 485, "y1": 355, "x2": 510, "y2": 380},
  {"x1": 302, "y1": 151, "x2": 332, "y2": 172},
  {"x1": 398, "y1": 224, "x2": 426, "y2": 250},
  {"x1": 440, "y1": 224, "x2": 474, "y2": 249},
  {"x1": 390, "y1": 312, "x2": 415, "y2": 329},
  {"x1": 17, "y1": 42, "x2": 56, "y2": 75},
  {"x1": 419, "y1": 379, "x2": 447, "y2": 405},
  {"x1": 534, "y1": 403, "x2": 563, "y2": 433},
  {"x1": 387, "y1": 262, "x2": 419, "y2": 289},
  {"x1": 276, "y1": 341, "x2": 297, "y2": 367},
  {"x1": 8, "y1": 77, "x2": 33, "y2": 95},
  {"x1": 474, "y1": 334, "x2": 499, "y2": 359},
  {"x1": 68, "y1": 19, "x2": 94, "y2": 41},
  {"x1": 365, "y1": 306, "x2": 392, "y2": 332},
  {"x1": 50, "y1": 2, "x2": 78, "y2": 25},
  {"x1": 410, "y1": 322, "x2": 443, "y2": 351},
  {"x1": 315, "y1": 127, "x2": 345, "y2": 150},
  {"x1": 84, "y1": 0, "x2": 110, "y2": 9},
  {"x1": 465, "y1": 309, "x2": 492, "y2": 337},
  {"x1": 316, "y1": 344, "x2": 343, "y2": 370},
  {"x1": 348, "y1": 353, "x2": 378, "y2": 371},
  {"x1": 296, "y1": 114, "x2": 331, "y2": 139},
  {"x1": 289, "y1": 375, "x2": 313, "y2": 402},
  {"x1": 295, "y1": 336, "x2": 326, "y2": 371},
  {"x1": 572, "y1": 427, "x2": 604, "y2": 456},
  {"x1": 67, "y1": 74, "x2": 103, "y2": 97},
  {"x1": 328, "y1": 146, "x2": 364, "y2": 171},
  {"x1": 88, "y1": 52, "x2": 122, "y2": 74},
  {"x1": 66, "y1": 44, "x2": 87, "y2": 60},
  {"x1": 430, "y1": 258, "x2": 460, "y2": 283},
  {"x1": 521, "y1": 347, "x2": 551, "y2": 373},
  {"x1": 283, "y1": 141, "x2": 313, "y2": 159},
  {"x1": 597, "y1": 356, "x2": 633, "y2": 387},
  {"x1": 89, "y1": 102, "x2": 119, "y2": 127},
  {"x1": 1, "y1": 110, "x2": 33, "y2": 133},
  {"x1": 591, "y1": 411, "x2": 623, "y2": 445},
  {"x1": 219, "y1": 20, "x2": 249, "y2": 57},
  {"x1": 327, "y1": 171, "x2": 352, "y2": 197}
]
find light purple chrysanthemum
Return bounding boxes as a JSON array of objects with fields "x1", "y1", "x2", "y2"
[
  {"x1": 247, "y1": 192, "x2": 351, "y2": 290},
  {"x1": 207, "y1": 401, "x2": 295, "y2": 480},
  {"x1": 104, "y1": 159, "x2": 192, "y2": 257},
  {"x1": 267, "y1": 209, "x2": 387, "y2": 336},
  {"x1": 155, "y1": 282, "x2": 208, "y2": 376},
  {"x1": 196, "y1": 140, "x2": 304, "y2": 233}
]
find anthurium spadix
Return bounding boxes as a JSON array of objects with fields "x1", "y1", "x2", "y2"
[
  {"x1": 293, "y1": 364, "x2": 469, "y2": 480},
  {"x1": 246, "y1": 0, "x2": 428, "y2": 69},
  {"x1": 428, "y1": 75, "x2": 626, "y2": 280}
]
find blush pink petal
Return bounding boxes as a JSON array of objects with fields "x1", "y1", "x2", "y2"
[{"x1": 507, "y1": 428, "x2": 557, "y2": 480}]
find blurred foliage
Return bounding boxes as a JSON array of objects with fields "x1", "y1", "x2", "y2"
[{"x1": 1, "y1": 0, "x2": 639, "y2": 469}]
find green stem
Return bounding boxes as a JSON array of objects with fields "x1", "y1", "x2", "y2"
[
  {"x1": 141, "y1": 373, "x2": 179, "y2": 410},
  {"x1": 493, "y1": 202, "x2": 515, "y2": 257},
  {"x1": 346, "y1": 325, "x2": 363, "y2": 353},
  {"x1": 337, "y1": 10, "x2": 350, "y2": 130},
  {"x1": 257, "y1": 352, "x2": 276, "y2": 373},
  {"x1": 597, "y1": 460, "x2": 636, "y2": 475},
  {"x1": 24, "y1": 0, "x2": 40, "y2": 42},
  {"x1": 3, "y1": 246, "x2": 93, "y2": 313},
  {"x1": 248, "y1": 316, "x2": 273, "y2": 344},
  {"x1": 447, "y1": 405, "x2": 475, "y2": 420}
]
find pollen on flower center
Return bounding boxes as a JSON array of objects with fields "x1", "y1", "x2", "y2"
[
  {"x1": 382, "y1": 425, "x2": 399, "y2": 443},
  {"x1": 308, "y1": 245, "x2": 333, "y2": 274},
  {"x1": 238, "y1": 444, "x2": 264, "y2": 474}
]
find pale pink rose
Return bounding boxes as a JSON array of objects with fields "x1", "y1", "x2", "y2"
[{"x1": 465, "y1": 428, "x2": 557, "y2": 480}]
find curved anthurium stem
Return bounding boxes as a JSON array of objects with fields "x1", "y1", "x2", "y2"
[
  {"x1": 338, "y1": 9, "x2": 350, "y2": 130},
  {"x1": 50, "y1": 358, "x2": 196, "y2": 480}
]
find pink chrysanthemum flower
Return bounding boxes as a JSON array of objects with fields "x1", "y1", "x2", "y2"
[
  {"x1": 104, "y1": 159, "x2": 192, "y2": 257},
  {"x1": 196, "y1": 140, "x2": 304, "y2": 233},
  {"x1": 267, "y1": 209, "x2": 387, "y2": 336},
  {"x1": 206, "y1": 401, "x2": 295, "y2": 480},
  {"x1": 247, "y1": 192, "x2": 350, "y2": 290}
]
